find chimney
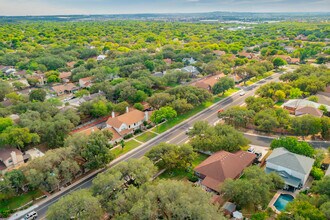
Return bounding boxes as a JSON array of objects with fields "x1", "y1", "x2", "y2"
[
  {"x1": 144, "y1": 111, "x2": 148, "y2": 122},
  {"x1": 126, "y1": 106, "x2": 129, "y2": 113},
  {"x1": 10, "y1": 151, "x2": 18, "y2": 165},
  {"x1": 112, "y1": 111, "x2": 115, "y2": 118}
]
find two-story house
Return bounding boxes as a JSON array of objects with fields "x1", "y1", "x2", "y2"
[{"x1": 266, "y1": 148, "x2": 314, "y2": 190}]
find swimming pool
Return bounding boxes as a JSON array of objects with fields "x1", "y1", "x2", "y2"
[{"x1": 274, "y1": 194, "x2": 294, "y2": 211}]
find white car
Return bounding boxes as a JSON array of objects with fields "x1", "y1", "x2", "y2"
[
  {"x1": 239, "y1": 91, "x2": 246, "y2": 96},
  {"x1": 21, "y1": 211, "x2": 38, "y2": 220}
]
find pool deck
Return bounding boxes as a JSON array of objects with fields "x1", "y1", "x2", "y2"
[{"x1": 268, "y1": 190, "x2": 295, "y2": 214}]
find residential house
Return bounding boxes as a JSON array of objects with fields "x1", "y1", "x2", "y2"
[
  {"x1": 68, "y1": 91, "x2": 105, "y2": 107},
  {"x1": 192, "y1": 73, "x2": 225, "y2": 92},
  {"x1": 282, "y1": 99, "x2": 330, "y2": 114},
  {"x1": 266, "y1": 148, "x2": 314, "y2": 190},
  {"x1": 103, "y1": 126, "x2": 123, "y2": 144},
  {"x1": 194, "y1": 150, "x2": 256, "y2": 192},
  {"x1": 2, "y1": 67, "x2": 16, "y2": 76},
  {"x1": 28, "y1": 73, "x2": 46, "y2": 86},
  {"x1": 238, "y1": 51, "x2": 255, "y2": 59},
  {"x1": 52, "y1": 83, "x2": 79, "y2": 96},
  {"x1": 79, "y1": 76, "x2": 93, "y2": 88},
  {"x1": 284, "y1": 46, "x2": 295, "y2": 53},
  {"x1": 181, "y1": 66, "x2": 200, "y2": 77},
  {"x1": 274, "y1": 55, "x2": 300, "y2": 64},
  {"x1": 182, "y1": 57, "x2": 196, "y2": 65},
  {"x1": 213, "y1": 50, "x2": 226, "y2": 57},
  {"x1": 152, "y1": 72, "x2": 165, "y2": 77},
  {"x1": 163, "y1": 58, "x2": 172, "y2": 65},
  {"x1": 97, "y1": 55, "x2": 107, "y2": 61},
  {"x1": 77, "y1": 126, "x2": 100, "y2": 136},
  {"x1": 295, "y1": 106, "x2": 323, "y2": 118},
  {"x1": 15, "y1": 70, "x2": 27, "y2": 79},
  {"x1": 59, "y1": 72, "x2": 72, "y2": 83},
  {"x1": 67, "y1": 61, "x2": 76, "y2": 68},
  {"x1": 0, "y1": 148, "x2": 24, "y2": 174},
  {"x1": 295, "y1": 34, "x2": 308, "y2": 41},
  {"x1": 106, "y1": 108, "x2": 149, "y2": 138}
]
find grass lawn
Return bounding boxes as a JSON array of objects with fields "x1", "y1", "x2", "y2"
[
  {"x1": 275, "y1": 100, "x2": 285, "y2": 107},
  {"x1": 135, "y1": 131, "x2": 158, "y2": 143},
  {"x1": 152, "y1": 88, "x2": 239, "y2": 134},
  {"x1": 158, "y1": 153, "x2": 209, "y2": 180},
  {"x1": 0, "y1": 189, "x2": 44, "y2": 212},
  {"x1": 112, "y1": 139, "x2": 141, "y2": 157},
  {"x1": 246, "y1": 71, "x2": 274, "y2": 85}
]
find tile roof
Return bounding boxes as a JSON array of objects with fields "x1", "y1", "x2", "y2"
[
  {"x1": 295, "y1": 106, "x2": 323, "y2": 118},
  {"x1": 52, "y1": 83, "x2": 78, "y2": 94},
  {"x1": 193, "y1": 73, "x2": 225, "y2": 90},
  {"x1": 59, "y1": 72, "x2": 72, "y2": 79},
  {"x1": 283, "y1": 99, "x2": 330, "y2": 112},
  {"x1": 266, "y1": 148, "x2": 314, "y2": 175},
  {"x1": 103, "y1": 127, "x2": 122, "y2": 141},
  {"x1": 77, "y1": 126, "x2": 100, "y2": 136},
  {"x1": 194, "y1": 150, "x2": 256, "y2": 192}
]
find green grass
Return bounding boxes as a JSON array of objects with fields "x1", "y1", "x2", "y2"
[
  {"x1": 0, "y1": 190, "x2": 44, "y2": 212},
  {"x1": 246, "y1": 71, "x2": 274, "y2": 85},
  {"x1": 152, "y1": 88, "x2": 239, "y2": 134},
  {"x1": 112, "y1": 139, "x2": 141, "y2": 157},
  {"x1": 275, "y1": 100, "x2": 285, "y2": 107},
  {"x1": 136, "y1": 131, "x2": 158, "y2": 142},
  {"x1": 158, "y1": 153, "x2": 209, "y2": 180}
]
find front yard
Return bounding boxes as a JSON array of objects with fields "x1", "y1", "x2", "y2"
[
  {"x1": 135, "y1": 131, "x2": 158, "y2": 143},
  {"x1": 0, "y1": 189, "x2": 44, "y2": 213},
  {"x1": 112, "y1": 139, "x2": 141, "y2": 157}
]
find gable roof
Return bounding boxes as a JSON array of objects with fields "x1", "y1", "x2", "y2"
[
  {"x1": 194, "y1": 150, "x2": 256, "y2": 192},
  {"x1": 193, "y1": 73, "x2": 225, "y2": 90},
  {"x1": 0, "y1": 148, "x2": 23, "y2": 161},
  {"x1": 266, "y1": 148, "x2": 314, "y2": 175},
  {"x1": 283, "y1": 99, "x2": 330, "y2": 112},
  {"x1": 77, "y1": 126, "x2": 100, "y2": 136},
  {"x1": 106, "y1": 109, "x2": 145, "y2": 129},
  {"x1": 52, "y1": 83, "x2": 78, "y2": 94},
  {"x1": 59, "y1": 72, "x2": 72, "y2": 79}
]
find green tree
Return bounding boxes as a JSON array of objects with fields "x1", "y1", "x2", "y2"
[
  {"x1": 272, "y1": 57, "x2": 287, "y2": 68},
  {"x1": 291, "y1": 115, "x2": 322, "y2": 138},
  {"x1": 0, "y1": 81, "x2": 13, "y2": 101},
  {"x1": 245, "y1": 97, "x2": 274, "y2": 112},
  {"x1": 29, "y1": 89, "x2": 47, "y2": 102},
  {"x1": 4, "y1": 170, "x2": 25, "y2": 193},
  {"x1": 219, "y1": 106, "x2": 254, "y2": 128},
  {"x1": 308, "y1": 95, "x2": 319, "y2": 102},
  {"x1": 0, "y1": 127, "x2": 40, "y2": 150},
  {"x1": 47, "y1": 189, "x2": 103, "y2": 220},
  {"x1": 146, "y1": 143, "x2": 197, "y2": 170},
  {"x1": 147, "y1": 93, "x2": 174, "y2": 109},
  {"x1": 274, "y1": 90, "x2": 286, "y2": 102},
  {"x1": 151, "y1": 106, "x2": 177, "y2": 124},
  {"x1": 310, "y1": 167, "x2": 324, "y2": 180},
  {"x1": 254, "y1": 109, "x2": 279, "y2": 132},
  {"x1": 270, "y1": 137, "x2": 315, "y2": 157},
  {"x1": 113, "y1": 101, "x2": 129, "y2": 114},
  {"x1": 0, "y1": 117, "x2": 13, "y2": 132},
  {"x1": 289, "y1": 87, "x2": 303, "y2": 99},
  {"x1": 75, "y1": 89, "x2": 90, "y2": 98},
  {"x1": 212, "y1": 77, "x2": 235, "y2": 95}
]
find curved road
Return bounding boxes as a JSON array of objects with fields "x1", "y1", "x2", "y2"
[{"x1": 29, "y1": 72, "x2": 329, "y2": 220}]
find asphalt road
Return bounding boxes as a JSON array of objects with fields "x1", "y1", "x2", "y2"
[{"x1": 33, "y1": 72, "x2": 329, "y2": 219}]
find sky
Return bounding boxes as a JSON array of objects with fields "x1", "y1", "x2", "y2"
[{"x1": 0, "y1": 0, "x2": 329, "y2": 16}]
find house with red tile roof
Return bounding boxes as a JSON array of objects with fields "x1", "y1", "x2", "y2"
[
  {"x1": 79, "y1": 76, "x2": 93, "y2": 88},
  {"x1": 59, "y1": 72, "x2": 72, "y2": 83},
  {"x1": 274, "y1": 55, "x2": 300, "y2": 64},
  {"x1": 194, "y1": 150, "x2": 256, "y2": 192},
  {"x1": 191, "y1": 73, "x2": 225, "y2": 92},
  {"x1": 52, "y1": 83, "x2": 79, "y2": 96},
  {"x1": 77, "y1": 126, "x2": 100, "y2": 136}
]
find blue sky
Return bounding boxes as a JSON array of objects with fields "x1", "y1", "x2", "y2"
[{"x1": 0, "y1": 0, "x2": 329, "y2": 16}]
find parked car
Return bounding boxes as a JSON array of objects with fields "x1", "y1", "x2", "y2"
[
  {"x1": 247, "y1": 147, "x2": 255, "y2": 153},
  {"x1": 21, "y1": 211, "x2": 38, "y2": 220},
  {"x1": 239, "y1": 91, "x2": 246, "y2": 96},
  {"x1": 185, "y1": 127, "x2": 193, "y2": 134}
]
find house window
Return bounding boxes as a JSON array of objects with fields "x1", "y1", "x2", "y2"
[
  {"x1": 8, "y1": 159, "x2": 12, "y2": 163},
  {"x1": 129, "y1": 125, "x2": 130, "y2": 128}
]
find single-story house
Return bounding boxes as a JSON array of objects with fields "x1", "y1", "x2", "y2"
[
  {"x1": 274, "y1": 55, "x2": 300, "y2": 64},
  {"x1": 266, "y1": 148, "x2": 314, "y2": 190},
  {"x1": 106, "y1": 108, "x2": 149, "y2": 137},
  {"x1": 194, "y1": 150, "x2": 256, "y2": 192},
  {"x1": 192, "y1": 73, "x2": 225, "y2": 92},
  {"x1": 282, "y1": 99, "x2": 330, "y2": 114},
  {"x1": 52, "y1": 83, "x2": 79, "y2": 96},
  {"x1": 79, "y1": 76, "x2": 93, "y2": 88},
  {"x1": 295, "y1": 106, "x2": 323, "y2": 118},
  {"x1": 68, "y1": 91, "x2": 105, "y2": 107},
  {"x1": 0, "y1": 148, "x2": 24, "y2": 174},
  {"x1": 59, "y1": 72, "x2": 72, "y2": 83},
  {"x1": 181, "y1": 66, "x2": 200, "y2": 77}
]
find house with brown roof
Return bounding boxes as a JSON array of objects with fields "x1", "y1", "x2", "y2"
[
  {"x1": 274, "y1": 55, "x2": 300, "y2": 64},
  {"x1": 194, "y1": 150, "x2": 256, "y2": 192},
  {"x1": 59, "y1": 72, "x2": 72, "y2": 83},
  {"x1": 52, "y1": 83, "x2": 79, "y2": 96},
  {"x1": 79, "y1": 76, "x2": 93, "y2": 88},
  {"x1": 77, "y1": 126, "x2": 100, "y2": 136},
  {"x1": 295, "y1": 106, "x2": 323, "y2": 118},
  {"x1": 192, "y1": 73, "x2": 225, "y2": 92},
  {"x1": 0, "y1": 148, "x2": 24, "y2": 174},
  {"x1": 213, "y1": 50, "x2": 226, "y2": 57},
  {"x1": 106, "y1": 108, "x2": 149, "y2": 137}
]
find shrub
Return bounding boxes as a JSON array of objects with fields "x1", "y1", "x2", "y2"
[
  {"x1": 123, "y1": 134, "x2": 133, "y2": 139},
  {"x1": 311, "y1": 167, "x2": 324, "y2": 180}
]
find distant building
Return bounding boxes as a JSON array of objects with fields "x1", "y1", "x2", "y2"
[
  {"x1": 163, "y1": 58, "x2": 172, "y2": 65},
  {"x1": 152, "y1": 72, "x2": 165, "y2": 77},
  {"x1": 79, "y1": 76, "x2": 93, "y2": 88},
  {"x1": 266, "y1": 148, "x2": 314, "y2": 190},
  {"x1": 284, "y1": 46, "x2": 295, "y2": 53},
  {"x1": 237, "y1": 51, "x2": 255, "y2": 59},
  {"x1": 59, "y1": 72, "x2": 72, "y2": 83},
  {"x1": 181, "y1": 66, "x2": 200, "y2": 77},
  {"x1": 295, "y1": 34, "x2": 308, "y2": 41},
  {"x1": 97, "y1": 55, "x2": 107, "y2": 61},
  {"x1": 194, "y1": 150, "x2": 256, "y2": 192},
  {"x1": 52, "y1": 83, "x2": 79, "y2": 96},
  {"x1": 0, "y1": 148, "x2": 24, "y2": 174},
  {"x1": 213, "y1": 50, "x2": 226, "y2": 57},
  {"x1": 282, "y1": 99, "x2": 330, "y2": 114},
  {"x1": 274, "y1": 55, "x2": 300, "y2": 64},
  {"x1": 192, "y1": 73, "x2": 225, "y2": 92}
]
